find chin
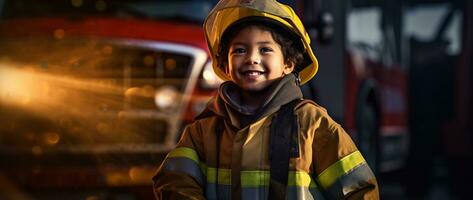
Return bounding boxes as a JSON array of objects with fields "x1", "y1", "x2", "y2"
[{"x1": 241, "y1": 83, "x2": 270, "y2": 92}]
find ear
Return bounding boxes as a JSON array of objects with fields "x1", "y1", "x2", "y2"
[{"x1": 283, "y1": 62, "x2": 295, "y2": 75}]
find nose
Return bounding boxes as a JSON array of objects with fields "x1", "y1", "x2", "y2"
[{"x1": 246, "y1": 49, "x2": 261, "y2": 65}]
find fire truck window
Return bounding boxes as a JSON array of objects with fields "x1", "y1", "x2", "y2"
[
  {"x1": 444, "y1": 12, "x2": 462, "y2": 55},
  {"x1": 404, "y1": 3, "x2": 463, "y2": 56},
  {"x1": 347, "y1": 5, "x2": 383, "y2": 61}
]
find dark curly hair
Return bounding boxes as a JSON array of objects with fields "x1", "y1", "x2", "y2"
[{"x1": 216, "y1": 17, "x2": 305, "y2": 74}]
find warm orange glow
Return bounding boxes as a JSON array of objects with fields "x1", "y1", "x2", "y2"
[
  {"x1": 0, "y1": 63, "x2": 124, "y2": 111},
  {"x1": 0, "y1": 46, "x2": 185, "y2": 146},
  {"x1": 0, "y1": 62, "x2": 128, "y2": 143},
  {"x1": 142, "y1": 85, "x2": 155, "y2": 97},
  {"x1": 124, "y1": 85, "x2": 155, "y2": 98},
  {"x1": 103, "y1": 166, "x2": 156, "y2": 186},
  {"x1": 45, "y1": 132, "x2": 60, "y2": 145},
  {"x1": 31, "y1": 146, "x2": 43, "y2": 155},
  {"x1": 85, "y1": 196, "x2": 100, "y2": 200},
  {"x1": 53, "y1": 29, "x2": 65, "y2": 39},
  {"x1": 104, "y1": 169, "x2": 129, "y2": 186},
  {"x1": 143, "y1": 55, "x2": 155, "y2": 67},
  {"x1": 96, "y1": 122, "x2": 111, "y2": 134},
  {"x1": 71, "y1": 0, "x2": 83, "y2": 7},
  {"x1": 128, "y1": 166, "x2": 155, "y2": 183},
  {"x1": 0, "y1": 67, "x2": 37, "y2": 105},
  {"x1": 102, "y1": 45, "x2": 113, "y2": 55},
  {"x1": 165, "y1": 58, "x2": 177, "y2": 70}
]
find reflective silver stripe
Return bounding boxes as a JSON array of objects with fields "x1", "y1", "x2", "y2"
[
  {"x1": 325, "y1": 162, "x2": 375, "y2": 199},
  {"x1": 286, "y1": 186, "x2": 315, "y2": 200},
  {"x1": 205, "y1": 170, "x2": 323, "y2": 199},
  {"x1": 309, "y1": 187, "x2": 327, "y2": 200},
  {"x1": 206, "y1": 184, "x2": 231, "y2": 200},
  {"x1": 206, "y1": 184, "x2": 324, "y2": 200},
  {"x1": 241, "y1": 187, "x2": 269, "y2": 199},
  {"x1": 162, "y1": 157, "x2": 205, "y2": 186}
]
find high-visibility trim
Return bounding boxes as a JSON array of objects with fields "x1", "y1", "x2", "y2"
[
  {"x1": 287, "y1": 186, "x2": 327, "y2": 200},
  {"x1": 207, "y1": 168, "x2": 231, "y2": 185},
  {"x1": 206, "y1": 168, "x2": 316, "y2": 188},
  {"x1": 317, "y1": 150, "x2": 366, "y2": 189},
  {"x1": 206, "y1": 184, "x2": 323, "y2": 200},
  {"x1": 309, "y1": 187, "x2": 328, "y2": 200},
  {"x1": 241, "y1": 170, "x2": 269, "y2": 187},
  {"x1": 206, "y1": 184, "x2": 231, "y2": 200},
  {"x1": 167, "y1": 147, "x2": 207, "y2": 175},
  {"x1": 168, "y1": 147, "x2": 200, "y2": 163},
  {"x1": 162, "y1": 157, "x2": 206, "y2": 186}
]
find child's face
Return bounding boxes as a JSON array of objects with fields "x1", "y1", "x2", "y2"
[{"x1": 227, "y1": 26, "x2": 294, "y2": 92}]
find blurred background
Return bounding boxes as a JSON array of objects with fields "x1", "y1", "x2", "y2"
[{"x1": 0, "y1": 0, "x2": 471, "y2": 199}]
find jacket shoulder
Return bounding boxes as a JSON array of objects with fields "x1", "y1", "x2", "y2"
[
  {"x1": 293, "y1": 99, "x2": 345, "y2": 148},
  {"x1": 188, "y1": 114, "x2": 220, "y2": 133},
  {"x1": 294, "y1": 99, "x2": 330, "y2": 119}
]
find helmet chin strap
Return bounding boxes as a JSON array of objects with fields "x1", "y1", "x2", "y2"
[
  {"x1": 282, "y1": 71, "x2": 301, "y2": 86},
  {"x1": 293, "y1": 71, "x2": 301, "y2": 86}
]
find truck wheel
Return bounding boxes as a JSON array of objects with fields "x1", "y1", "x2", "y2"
[{"x1": 356, "y1": 103, "x2": 379, "y2": 173}]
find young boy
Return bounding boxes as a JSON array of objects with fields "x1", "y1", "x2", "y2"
[{"x1": 153, "y1": 0, "x2": 379, "y2": 199}]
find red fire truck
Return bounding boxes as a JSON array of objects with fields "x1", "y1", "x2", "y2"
[
  {"x1": 401, "y1": 0, "x2": 472, "y2": 198},
  {"x1": 0, "y1": 0, "x2": 220, "y2": 199},
  {"x1": 293, "y1": 0, "x2": 410, "y2": 173}
]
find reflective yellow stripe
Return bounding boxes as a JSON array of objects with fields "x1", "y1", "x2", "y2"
[
  {"x1": 288, "y1": 171, "x2": 314, "y2": 187},
  {"x1": 168, "y1": 147, "x2": 207, "y2": 175},
  {"x1": 241, "y1": 171, "x2": 269, "y2": 187},
  {"x1": 207, "y1": 168, "x2": 316, "y2": 188},
  {"x1": 168, "y1": 147, "x2": 200, "y2": 163},
  {"x1": 317, "y1": 150, "x2": 366, "y2": 189},
  {"x1": 207, "y1": 168, "x2": 232, "y2": 185}
]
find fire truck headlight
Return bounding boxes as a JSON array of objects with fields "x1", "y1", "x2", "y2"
[
  {"x1": 201, "y1": 61, "x2": 223, "y2": 89},
  {"x1": 154, "y1": 86, "x2": 179, "y2": 111}
]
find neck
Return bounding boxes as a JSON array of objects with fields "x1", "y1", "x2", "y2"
[{"x1": 240, "y1": 88, "x2": 271, "y2": 111}]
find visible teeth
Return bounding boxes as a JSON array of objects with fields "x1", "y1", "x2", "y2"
[
  {"x1": 243, "y1": 71, "x2": 263, "y2": 76},
  {"x1": 247, "y1": 71, "x2": 261, "y2": 76}
]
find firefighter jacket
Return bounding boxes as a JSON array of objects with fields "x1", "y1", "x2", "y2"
[{"x1": 153, "y1": 75, "x2": 379, "y2": 199}]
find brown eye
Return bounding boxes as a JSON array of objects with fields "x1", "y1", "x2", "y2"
[
  {"x1": 231, "y1": 48, "x2": 246, "y2": 54},
  {"x1": 260, "y1": 47, "x2": 273, "y2": 53}
]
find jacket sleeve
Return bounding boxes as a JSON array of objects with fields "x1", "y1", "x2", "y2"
[
  {"x1": 153, "y1": 122, "x2": 206, "y2": 200},
  {"x1": 312, "y1": 115, "x2": 379, "y2": 200}
]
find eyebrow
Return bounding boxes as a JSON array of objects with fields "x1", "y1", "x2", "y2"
[{"x1": 230, "y1": 41, "x2": 276, "y2": 46}]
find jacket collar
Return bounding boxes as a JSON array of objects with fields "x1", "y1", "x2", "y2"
[{"x1": 199, "y1": 74, "x2": 303, "y2": 129}]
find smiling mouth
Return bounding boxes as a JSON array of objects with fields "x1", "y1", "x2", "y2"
[{"x1": 241, "y1": 70, "x2": 265, "y2": 78}]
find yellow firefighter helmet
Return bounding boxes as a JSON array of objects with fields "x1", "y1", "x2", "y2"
[{"x1": 203, "y1": 0, "x2": 318, "y2": 85}]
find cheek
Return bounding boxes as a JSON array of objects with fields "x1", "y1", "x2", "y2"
[
  {"x1": 268, "y1": 59, "x2": 287, "y2": 75},
  {"x1": 228, "y1": 56, "x2": 243, "y2": 69},
  {"x1": 227, "y1": 57, "x2": 235, "y2": 74},
  {"x1": 227, "y1": 58, "x2": 239, "y2": 79}
]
